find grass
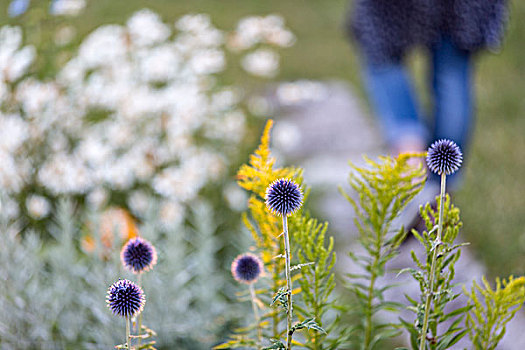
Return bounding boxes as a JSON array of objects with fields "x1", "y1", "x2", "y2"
[{"x1": 3, "y1": 0, "x2": 524, "y2": 278}]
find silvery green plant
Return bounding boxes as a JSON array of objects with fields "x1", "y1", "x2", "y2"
[
  {"x1": 0, "y1": 198, "x2": 122, "y2": 349},
  {"x1": 340, "y1": 153, "x2": 426, "y2": 350},
  {"x1": 0, "y1": 198, "x2": 231, "y2": 349}
]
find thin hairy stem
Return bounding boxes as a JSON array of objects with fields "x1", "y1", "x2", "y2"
[
  {"x1": 137, "y1": 273, "x2": 143, "y2": 349},
  {"x1": 283, "y1": 215, "x2": 293, "y2": 350},
  {"x1": 249, "y1": 283, "x2": 262, "y2": 348},
  {"x1": 419, "y1": 173, "x2": 446, "y2": 350},
  {"x1": 126, "y1": 316, "x2": 132, "y2": 350}
]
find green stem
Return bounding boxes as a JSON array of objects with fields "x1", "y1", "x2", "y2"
[
  {"x1": 419, "y1": 173, "x2": 447, "y2": 350},
  {"x1": 126, "y1": 316, "x2": 132, "y2": 350},
  {"x1": 137, "y1": 273, "x2": 143, "y2": 349},
  {"x1": 313, "y1": 272, "x2": 320, "y2": 350},
  {"x1": 364, "y1": 220, "x2": 384, "y2": 349},
  {"x1": 249, "y1": 283, "x2": 262, "y2": 349},
  {"x1": 283, "y1": 215, "x2": 293, "y2": 350},
  {"x1": 364, "y1": 271, "x2": 377, "y2": 349}
]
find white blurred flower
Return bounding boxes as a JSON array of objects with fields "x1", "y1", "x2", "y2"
[
  {"x1": 159, "y1": 199, "x2": 184, "y2": 229},
  {"x1": 189, "y1": 49, "x2": 225, "y2": 75},
  {"x1": 104, "y1": 121, "x2": 134, "y2": 149},
  {"x1": 246, "y1": 96, "x2": 274, "y2": 117},
  {"x1": 5, "y1": 46, "x2": 35, "y2": 81},
  {"x1": 138, "y1": 44, "x2": 181, "y2": 82},
  {"x1": 99, "y1": 158, "x2": 135, "y2": 190},
  {"x1": 0, "y1": 196, "x2": 20, "y2": 220},
  {"x1": 127, "y1": 9, "x2": 171, "y2": 47},
  {"x1": 55, "y1": 25, "x2": 76, "y2": 46},
  {"x1": 0, "y1": 26, "x2": 35, "y2": 83},
  {"x1": 221, "y1": 111, "x2": 245, "y2": 142},
  {"x1": 176, "y1": 14, "x2": 212, "y2": 33},
  {"x1": 153, "y1": 166, "x2": 198, "y2": 201},
  {"x1": 15, "y1": 79, "x2": 60, "y2": 117},
  {"x1": 26, "y1": 195, "x2": 51, "y2": 219},
  {"x1": 241, "y1": 49, "x2": 279, "y2": 78},
  {"x1": 223, "y1": 182, "x2": 247, "y2": 212},
  {"x1": 0, "y1": 25, "x2": 23, "y2": 55},
  {"x1": 0, "y1": 10, "x2": 296, "y2": 226},
  {"x1": 77, "y1": 25, "x2": 126, "y2": 69},
  {"x1": 0, "y1": 150, "x2": 29, "y2": 193},
  {"x1": 38, "y1": 154, "x2": 92, "y2": 194},
  {"x1": 48, "y1": 130, "x2": 69, "y2": 152},
  {"x1": 77, "y1": 135, "x2": 111, "y2": 166},
  {"x1": 50, "y1": 0, "x2": 86, "y2": 16},
  {"x1": 175, "y1": 14, "x2": 223, "y2": 47},
  {"x1": 0, "y1": 114, "x2": 28, "y2": 152},
  {"x1": 276, "y1": 80, "x2": 329, "y2": 106},
  {"x1": 128, "y1": 190, "x2": 150, "y2": 217},
  {"x1": 204, "y1": 110, "x2": 245, "y2": 142},
  {"x1": 273, "y1": 120, "x2": 302, "y2": 152},
  {"x1": 86, "y1": 187, "x2": 108, "y2": 208},
  {"x1": 229, "y1": 15, "x2": 295, "y2": 51},
  {"x1": 210, "y1": 88, "x2": 241, "y2": 111}
]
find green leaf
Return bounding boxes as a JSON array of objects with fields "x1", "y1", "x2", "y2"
[
  {"x1": 291, "y1": 318, "x2": 327, "y2": 334},
  {"x1": 262, "y1": 339, "x2": 286, "y2": 350},
  {"x1": 271, "y1": 288, "x2": 289, "y2": 310},
  {"x1": 436, "y1": 329, "x2": 468, "y2": 350}
]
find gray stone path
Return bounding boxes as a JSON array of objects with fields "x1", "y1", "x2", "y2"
[{"x1": 268, "y1": 80, "x2": 525, "y2": 349}]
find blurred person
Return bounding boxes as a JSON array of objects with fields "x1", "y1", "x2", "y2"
[{"x1": 345, "y1": 0, "x2": 508, "y2": 189}]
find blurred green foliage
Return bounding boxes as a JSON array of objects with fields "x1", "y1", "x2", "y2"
[
  {"x1": 0, "y1": 197, "x2": 236, "y2": 349},
  {"x1": 340, "y1": 154, "x2": 426, "y2": 349},
  {"x1": 464, "y1": 276, "x2": 525, "y2": 349}
]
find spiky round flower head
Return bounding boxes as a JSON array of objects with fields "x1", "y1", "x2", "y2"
[
  {"x1": 106, "y1": 279, "x2": 145, "y2": 319},
  {"x1": 120, "y1": 237, "x2": 158, "y2": 274},
  {"x1": 426, "y1": 139, "x2": 463, "y2": 175},
  {"x1": 231, "y1": 253, "x2": 264, "y2": 284},
  {"x1": 265, "y1": 178, "x2": 303, "y2": 216}
]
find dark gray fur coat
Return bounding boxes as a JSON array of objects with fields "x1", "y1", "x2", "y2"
[{"x1": 346, "y1": 0, "x2": 508, "y2": 64}]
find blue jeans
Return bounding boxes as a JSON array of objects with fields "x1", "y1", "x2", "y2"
[{"x1": 363, "y1": 37, "x2": 473, "y2": 186}]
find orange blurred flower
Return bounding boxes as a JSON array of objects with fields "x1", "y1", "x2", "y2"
[{"x1": 82, "y1": 207, "x2": 138, "y2": 256}]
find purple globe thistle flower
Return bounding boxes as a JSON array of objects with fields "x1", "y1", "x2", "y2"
[
  {"x1": 231, "y1": 253, "x2": 264, "y2": 284},
  {"x1": 265, "y1": 178, "x2": 303, "y2": 216},
  {"x1": 121, "y1": 237, "x2": 158, "y2": 274},
  {"x1": 106, "y1": 279, "x2": 145, "y2": 318},
  {"x1": 426, "y1": 139, "x2": 463, "y2": 175}
]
